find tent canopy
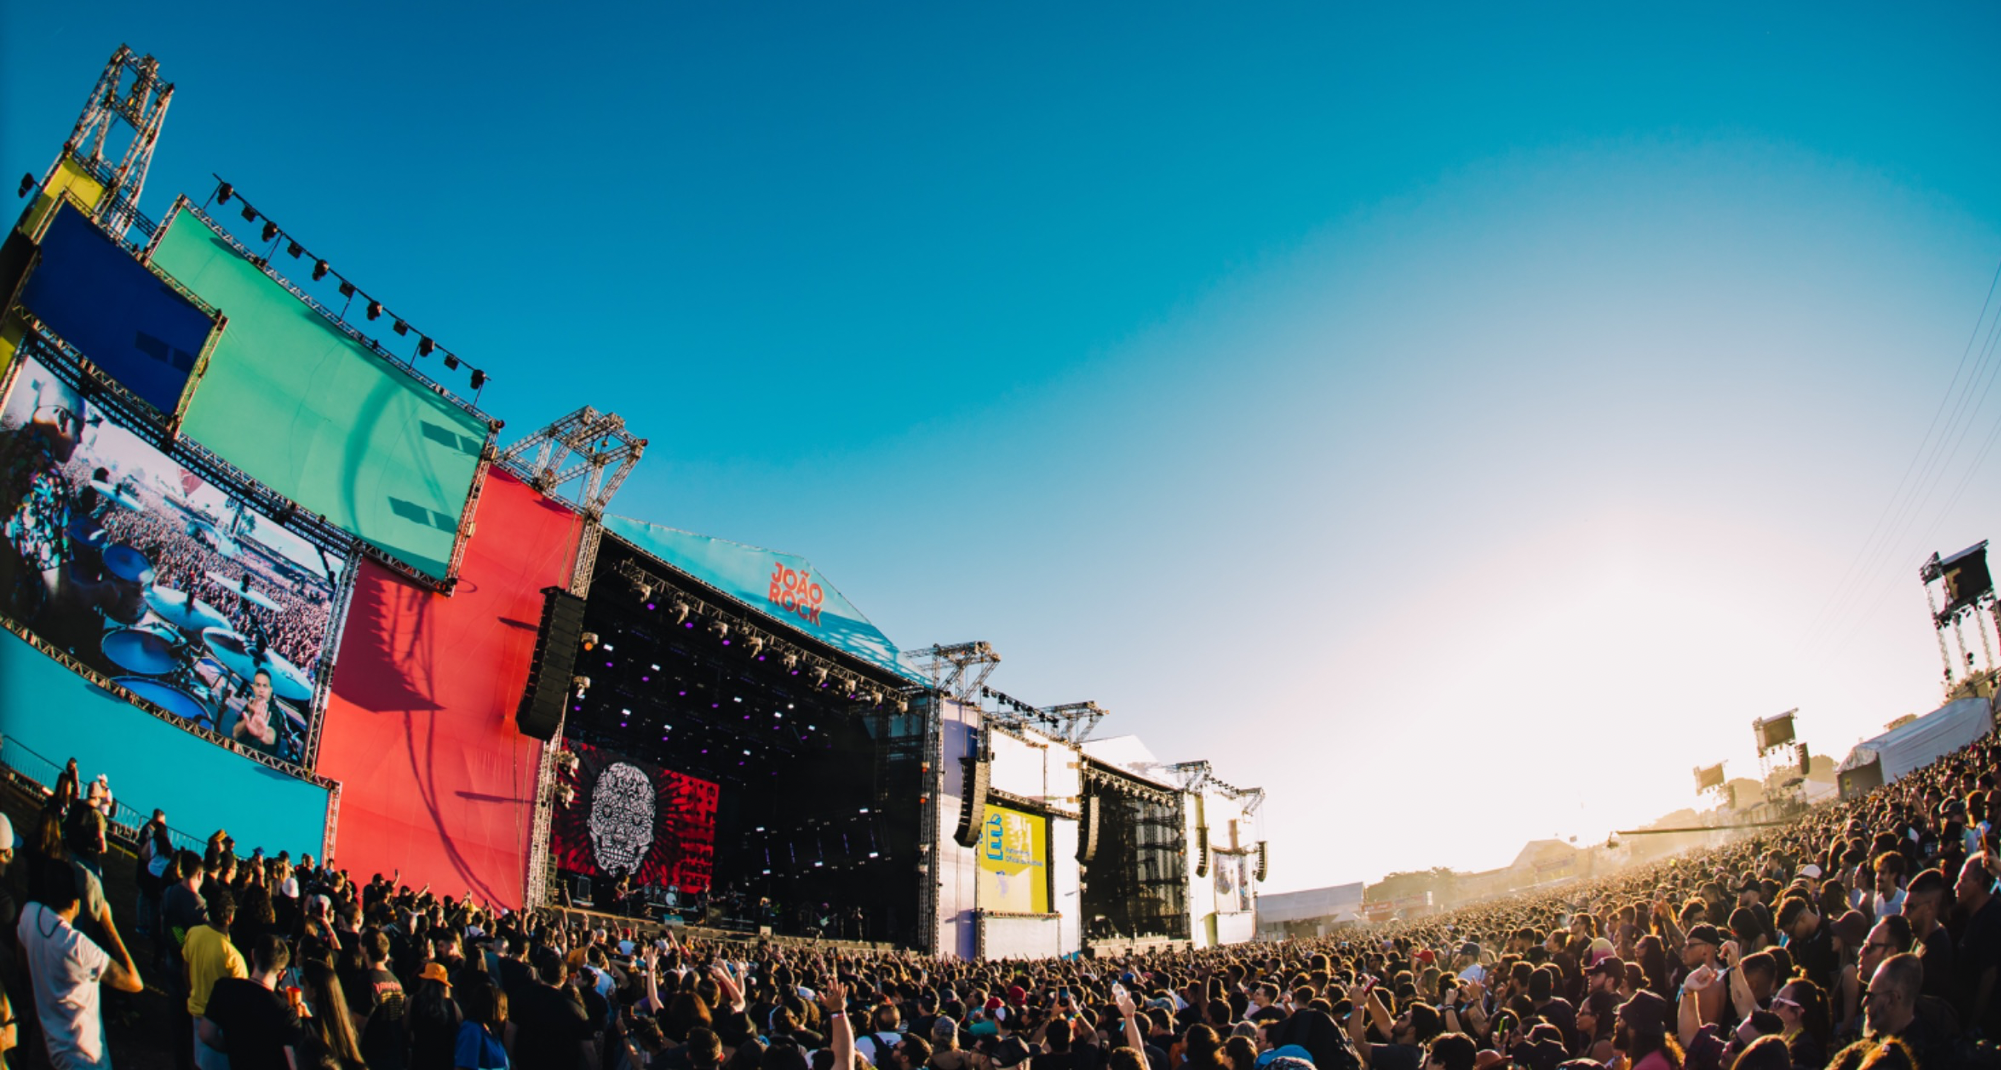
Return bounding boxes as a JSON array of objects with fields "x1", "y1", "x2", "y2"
[{"x1": 1839, "y1": 697, "x2": 1993, "y2": 783}]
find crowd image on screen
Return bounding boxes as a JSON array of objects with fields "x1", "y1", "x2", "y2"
[{"x1": 0, "y1": 718, "x2": 1997, "y2": 1070}]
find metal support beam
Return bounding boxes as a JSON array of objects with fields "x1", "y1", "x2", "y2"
[
  {"x1": 498, "y1": 407, "x2": 646, "y2": 518},
  {"x1": 904, "y1": 642, "x2": 1000, "y2": 701}
]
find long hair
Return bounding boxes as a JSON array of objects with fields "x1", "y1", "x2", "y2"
[
  {"x1": 1183, "y1": 1025, "x2": 1229, "y2": 1070},
  {"x1": 301, "y1": 960, "x2": 366, "y2": 1068},
  {"x1": 1779, "y1": 980, "x2": 1831, "y2": 1056}
]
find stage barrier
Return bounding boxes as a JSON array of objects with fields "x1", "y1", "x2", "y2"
[
  {"x1": 0, "y1": 628, "x2": 331, "y2": 855},
  {"x1": 315, "y1": 470, "x2": 580, "y2": 908},
  {"x1": 147, "y1": 208, "x2": 489, "y2": 582},
  {"x1": 17, "y1": 203, "x2": 218, "y2": 418}
]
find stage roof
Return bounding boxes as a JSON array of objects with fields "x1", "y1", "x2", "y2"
[
  {"x1": 603, "y1": 515, "x2": 919, "y2": 682},
  {"x1": 149, "y1": 207, "x2": 490, "y2": 582}
]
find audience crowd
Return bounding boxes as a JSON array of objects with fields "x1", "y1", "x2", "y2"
[{"x1": 1, "y1": 722, "x2": 1998, "y2": 1070}]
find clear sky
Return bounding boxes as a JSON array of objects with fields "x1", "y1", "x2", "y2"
[{"x1": 7, "y1": 4, "x2": 2001, "y2": 892}]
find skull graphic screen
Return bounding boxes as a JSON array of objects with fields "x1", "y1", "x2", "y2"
[{"x1": 551, "y1": 739, "x2": 717, "y2": 890}]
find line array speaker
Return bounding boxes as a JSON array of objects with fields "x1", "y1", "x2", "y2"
[
  {"x1": 1078, "y1": 791, "x2": 1100, "y2": 863},
  {"x1": 517, "y1": 585, "x2": 586, "y2": 740},
  {"x1": 1255, "y1": 840, "x2": 1268, "y2": 883},
  {"x1": 953, "y1": 757, "x2": 991, "y2": 848},
  {"x1": 1195, "y1": 825, "x2": 1210, "y2": 878}
]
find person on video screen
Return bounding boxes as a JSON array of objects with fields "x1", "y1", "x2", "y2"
[{"x1": 230, "y1": 669, "x2": 288, "y2": 761}]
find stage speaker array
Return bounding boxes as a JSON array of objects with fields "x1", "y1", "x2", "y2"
[
  {"x1": 1194, "y1": 825, "x2": 1210, "y2": 877},
  {"x1": 517, "y1": 585, "x2": 587, "y2": 740},
  {"x1": 1255, "y1": 840, "x2": 1268, "y2": 883},
  {"x1": 1078, "y1": 792, "x2": 1100, "y2": 863},
  {"x1": 952, "y1": 756, "x2": 991, "y2": 848}
]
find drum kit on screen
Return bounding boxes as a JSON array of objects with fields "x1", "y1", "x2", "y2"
[{"x1": 75, "y1": 482, "x2": 311, "y2": 757}]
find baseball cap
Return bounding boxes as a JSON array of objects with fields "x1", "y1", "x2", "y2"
[
  {"x1": 1684, "y1": 924, "x2": 1723, "y2": 946},
  {"x1": 1586, "y1": 956, "x2": 1624, "y2": 979},
  {"x1": 1799, "y1": 863, "x2": 1823, "y2": 879}
]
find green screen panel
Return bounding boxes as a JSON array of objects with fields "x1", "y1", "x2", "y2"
[{"x1": 150, "y1": 210, "x2": 487, "y2": 580}]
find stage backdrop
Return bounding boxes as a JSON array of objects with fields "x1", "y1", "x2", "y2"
[
  {"x1": 0, "y1": 349, "x2": 348, "y2": 771},
  {"x1": 978, "y1": 803, "x2": 1050, "y2": 915},
  {"x1": 18, "y1": 203, "x2": 218, "y2": 417},
  {"x1": 550, "y1": 739, "x2": 716, "y2": 892},
  {"x1": 147, "y1": 208, "x2": 490, "y2": 582},
  {"x1": 315, "y1": 469, "x2": 579, "y2": 909}
]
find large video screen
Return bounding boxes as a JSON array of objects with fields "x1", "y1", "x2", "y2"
[
  {"x1": 1214, "y1": 851, "x2": 1253, "y2": 914},
  {"x1": 978, "y1": 803, "x2": 1050, "y2": 914},
  {"x1": 552, "y1": 739, "x2": 718, "y2": 892},
  {"x1": 0, "y1": 351, "x2": 349, "y2": 770}
]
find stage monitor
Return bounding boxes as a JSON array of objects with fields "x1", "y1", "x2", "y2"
[
  {"x1": 148, "y1": 208, "x2": 490, "y2": 582},
  {"x1": 978, "y1": 803, "x2": 1049, "y2": 915},
  {"x1": 18, "y1": 203, "x2": 219, "y2": 417},
  {"x1": 1755, "y1": 711, "x2": 1796, "y2": 753},
  {"x1": 1694, "y1": 763, "x2": 1726, "y2": 793},
  {"x1": 552, "y1": 739, "x2": 717, "y2": 892},
  {"x1": 0, "y1": 348, "x2": 351, "y2": 774}
]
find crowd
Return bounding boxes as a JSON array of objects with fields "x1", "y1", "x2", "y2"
[{"x1": 0, "y1": 719, "x2": 1996, "y2": 1070}]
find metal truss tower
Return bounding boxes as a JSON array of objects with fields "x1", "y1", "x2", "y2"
[
  {"x1": 498, "y1": 407, "x2": 646, "y2": 518},
  {"x1": 1038, "y1": 701, "x2": 1107, "y2": 743},
  {"x1": 904, "y1": 642, "x2": 1001, "y2": 701},
  {"x1": 52, "y1": 45, "x2": 172, "y2": 240}
]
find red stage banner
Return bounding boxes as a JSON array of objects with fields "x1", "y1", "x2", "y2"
[
  {"x1": 551, "y1": 739, "x2": 715, "y2": 892},
  {"x1": 314, "y1": 469, "x2": 579, "y2": 908}
]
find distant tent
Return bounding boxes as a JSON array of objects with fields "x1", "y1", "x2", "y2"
[{"x1": 1837, "y1": 697, "x2": 1994, "y2": 799}]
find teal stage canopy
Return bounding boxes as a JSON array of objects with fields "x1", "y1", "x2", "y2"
[
  {"x1": 603, "y1": 516, "x2": 918, "y2": 682},
  {"x1": 148, "y1": 209, "x2": 489, "y2": 581},
  {"x1": 0, "y1": 629, "x2": 331, "y2": 855}
]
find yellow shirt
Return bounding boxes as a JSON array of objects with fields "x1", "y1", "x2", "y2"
[{"x1": 183, "y1": 924, "x2": 246, "y2": 1016}]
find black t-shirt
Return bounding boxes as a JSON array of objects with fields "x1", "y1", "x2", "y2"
[
  {"x1": 359, "y1": 968, "x2": 408, "y2": 1070},
  {"x1": 514, "y1": 982, "x2": 598, "y2": 1070},
  {"x1": 1957, "y1": 894, "x2": 2001, "y2": 1035},
  {"x1": 1918, "y1": 925, "x2": 1956, "y2": 1001},
  {"x1": 1788, "y1": 921, "x2": 1839, "y2": 992},
  {"x1": 206, "y1": 977, "x2": 304, "y2": 1070}
]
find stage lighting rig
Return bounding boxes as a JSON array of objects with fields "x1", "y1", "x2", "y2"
[
  {"x1": 708, "y1": 618, "x2": 730, "y2": 640},
  {"x1": 240, "y1": 203, "x2": 256, "y2": 222},
  {"x1": 744, "y1": 635, "x2": 766, "y2": 657},
  {"x1": 580, "y1": 632, "x2": 599, "y2": 651},
  {"x1": 216, "y1": 182, "x2": 233, "y2": 203},
  {"x1": 287, "y1": 241, "x2": 302, "y2": 258},
  {"x1": 367, "y1": 300, "x2": 382, "y2": 320},
  {"x1": 312, "y1": 259, "x2": 328, "y2": 281},
  {"x1": 261, "y1": 220, "x2": 277, "y2": 242},
  {"x1": 671, "y1": 598, "x2": 692, "y2": 624}
]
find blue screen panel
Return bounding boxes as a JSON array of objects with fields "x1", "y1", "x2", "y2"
[
  {"x1": 17, "y1": 203, "x2": 217, "y2": 416},
  {"x1": 0, "y1": 629, "x2": 329, "y2": 856}
]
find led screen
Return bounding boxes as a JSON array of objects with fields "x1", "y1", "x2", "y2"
[
  {"x1": 551, "y1": 739, "x2": 718, "y2": 892},
  {"x1": 978, "y1": 803, "x2": 1050, "y2": 914},
  {"x1": 0, "y1": 351, "x2": 348, "y2": 770}
]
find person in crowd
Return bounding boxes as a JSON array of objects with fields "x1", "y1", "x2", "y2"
[
  {"x1": 17, "y1": 863, "x2": 143, "y2": 1070},
  {"x1": 185, "y1": 884, "x2": 246, "y2": 1070},
  {"x1": 201, "y1": 934, "x2": 302, "y2": 1070},
  {"x1": 457, "y1": 975, "x2": 511, "y2": 1070}
]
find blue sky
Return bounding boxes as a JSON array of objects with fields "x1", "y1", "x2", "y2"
[{"x1": 7, "y1": 4, "x2": 2001, "y2": 890}]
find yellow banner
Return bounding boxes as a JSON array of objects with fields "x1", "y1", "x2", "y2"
[{"x1": 977, "y1": 803, "x2": 1049, "y2": 914}]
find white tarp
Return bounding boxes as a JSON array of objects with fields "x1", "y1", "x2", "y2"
[
  {"x1": 1258, "y1": 882, "x2": 1366, "y2": 923},
  {"x1": 1839, "y1": 697, "x2": 1993, "y2": 783}
]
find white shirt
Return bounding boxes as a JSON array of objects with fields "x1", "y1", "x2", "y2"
[
  {"x1": 18, "y1": 902, "x2": 112, "y2": 1070},
  {"x1": 1875, "y1": 888, "x2": 1907, "y2": 920}
]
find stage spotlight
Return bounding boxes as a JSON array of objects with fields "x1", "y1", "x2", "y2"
[
  {"x1": 339, "y1": 281, "x2": 356, "y2": 299},
  {"x1": 286, "y1": 241, "x2": 302, "y2": 258},
  {"x1": 216, "y1": 182, "x2": 233, "y2": 204},
  {"x1": 313, "y1": 260, "x2": 329, "y2": 281},
  {"x1": 393, "y1": 319, "x2": 408, "y2": 336},
  {"x1": 811, "y1": 666, "x2": 829, "y2": 687},
  {"x1": 241, "y1": 204, "x2": 257, "y2": 222},
  {"x1": 581, "y1": 632, "x2": 599, "y2": 651},
  {"x1": 572, "y1": 675, "x2": 591, "y2": 695},
  {"x1": 671, "y1": 599, "x2": 693, "y2": 625},
  {"x1": 444, "y1": 353, "x2": 461, "y2": 371},
  {"x1": 366, "y1": 300, "x2": 382, "y2": 320},
  {"x1": 418, "y1": 337, "x2": 434, "y2": 357},
  {"x1": 470, "y1": 370, "x2": 487, "y2": 390},
  {"x1": 745, "y1": 635, "x2": 765, "y2": 657},
  {"x1": 261, "y1": 221, "x2": 278, "y2": 242},
  {"x1": 708, "y1": 619, "x2": 729, "y2": 640},
  {"x1": 782, "y1": 652, "x2": 799, "y2": 672},
  {"x1": 895, "y1": 698, "x2": 908, "y2": 714}
]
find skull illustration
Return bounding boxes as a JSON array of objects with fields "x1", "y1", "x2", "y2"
[{"x1": 589, "y1": 762, "x2": 656, "y2": 875}]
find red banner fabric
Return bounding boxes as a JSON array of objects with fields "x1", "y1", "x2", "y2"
[{"x1": 315, "y1": 470, "x2": 579, "y2": 908}]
